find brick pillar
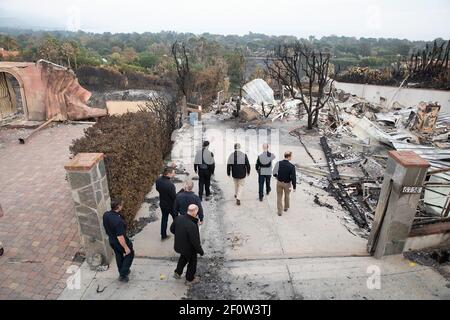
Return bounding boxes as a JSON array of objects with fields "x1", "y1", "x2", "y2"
[
  {"x1": 64, "y1": 153, "x2": 112, "y2": 268},
  {"x1": 367, "y1": 151, "x2": 430, "y2": 258}
]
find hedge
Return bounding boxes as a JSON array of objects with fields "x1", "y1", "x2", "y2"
[{"x1": 70, "y1": 110, "x2": 174, "y2": 226}]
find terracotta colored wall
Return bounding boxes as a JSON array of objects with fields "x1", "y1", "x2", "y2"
[{"x1": 0, "y1": 61, "x2": 106, "y2": 121}]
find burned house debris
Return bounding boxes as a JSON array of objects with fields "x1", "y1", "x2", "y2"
[{"x1": 211, "y1": 76, "x2": 450, "y2": 241}]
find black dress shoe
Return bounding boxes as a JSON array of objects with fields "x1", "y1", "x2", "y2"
[
  {"x1": 161, "y1": 235, "x2": 171, "y2": 241},
  {"x1": 119, "y1": 275, "x2": 129, "y2": 283}
]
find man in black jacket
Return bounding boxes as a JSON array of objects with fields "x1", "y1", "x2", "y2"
[
  {"x1": 103, "y1": 198, "x2": 134, "y2": 282},
  {"x1": 227, "y1": 143, "x2": 251, "y2": 206},
  {"x1": 174, "y1": 180, "x2": 204, "y2": 224},
  {"x1": 273, "y1": 151, "x2": 297, "y2": 216},
  {"x1": 156, "y1": 166, "x2": 177, "y2": 240},
  {"x1": 170, "y1": 204, "x2": 204, "y2": 285},
  {"x1": 255, "y1": 143, "x2": 276, "y2": 201},
  {"x1": 194, "y1": 141, "x2": 215, "y2": 201}
]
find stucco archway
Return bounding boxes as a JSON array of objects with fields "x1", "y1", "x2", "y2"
[{"x1": 0, "y1": 68, "x2": 29, "y2": 120}]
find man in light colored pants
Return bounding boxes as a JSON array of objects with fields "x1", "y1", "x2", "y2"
[
  {"x1": 233, "y1": 178, "x2": 245, "y2": 201},
  {"x1": 273, "y1": 151, "x2": 297, "y2": 216},
  {"x1": 276, "y1": 181, "x2": 291, "y2": 214},
  {"x1": 227, "y1": 143, "x2": 251, "y2": 206}
]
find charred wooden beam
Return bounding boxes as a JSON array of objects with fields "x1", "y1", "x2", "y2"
[
  {"x1": 328, "y1": 182, "x2": 368, "y2": 228},
  {"x1": 320, "y1": 136, "x2": 340, "y2": 181},
  {"x1": 410, "y1": 220, "x2": 450, "y2": 237},
  {"x1": 18, "y1": 116, "x2": 58, "y2": 144}
]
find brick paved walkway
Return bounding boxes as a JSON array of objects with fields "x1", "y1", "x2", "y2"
[{"x1": 0, "y1": 123, "x2": 90, "y2": 299}]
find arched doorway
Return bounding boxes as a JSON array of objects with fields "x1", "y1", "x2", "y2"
[{"x1": 0, "y1": 70, "x2": 28, "y2": 121}]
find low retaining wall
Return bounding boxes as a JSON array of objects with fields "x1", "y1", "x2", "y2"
[{"x1": 335, "y1": 81, "x2": 450, "y2": 113}]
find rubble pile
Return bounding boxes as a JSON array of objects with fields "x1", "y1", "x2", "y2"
[{"x1": 308, "y1": 89, "x2": 449, "y2": 229}]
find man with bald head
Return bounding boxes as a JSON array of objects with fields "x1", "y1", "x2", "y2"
[
  {"x1": 170, "y1": 204, "x2": 204, "y2": 285},
  {"x1": 174, "y1": 180, "x2": 204, "y2": 224}
]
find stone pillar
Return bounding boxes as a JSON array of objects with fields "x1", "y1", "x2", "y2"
[
  {"x1": 367, "y1": 151, "x2": 430, "y2": 258},
  {"x1": 64, "y1": 153, "x2": 112, "y2": 268}
]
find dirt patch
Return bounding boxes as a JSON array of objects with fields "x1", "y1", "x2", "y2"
[
  {"x1": 186, "y1": 256, "x2": 233, "y2": 300},
  {"x1": 184, "y1": 133, "x2": 234, "y2": 299},
  {"x1": 404, "y1": 248, "x2": 450, "y2": 280}
]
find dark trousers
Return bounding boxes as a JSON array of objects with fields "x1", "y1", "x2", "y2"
[
  {"x1": 110, "y1": 238, "x2": 134, "y2": 278},
  {"x1": 161, "y1": 206, "x2": 176, "y2": 238},
  {"x1": 175, "y1": 254, "x2": 197, "y2": 281},
  {"x1": 258, "y1": 174, "x2": 271, "y2": 199},
  {"x1": 198, "y1": 170, "x2": 211, "y2": 199}
]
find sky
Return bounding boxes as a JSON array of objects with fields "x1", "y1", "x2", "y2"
[{"x1": 0, "y1": 0, "x2": 449, "y2": 41}]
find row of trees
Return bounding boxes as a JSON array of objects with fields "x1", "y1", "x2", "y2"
[
  {"x1": 3, "y1": 28, "x2": 448, "y2": 129},
  {"x1": 1, "y1": 28, "x2": 444, "y2": 84}
]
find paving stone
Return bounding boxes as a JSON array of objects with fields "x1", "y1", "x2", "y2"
[{"x1": 0, "y1": 124, "x2": 90, "y2": 300}]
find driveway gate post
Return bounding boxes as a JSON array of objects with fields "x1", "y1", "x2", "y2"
[
  {"x1": 367, "y1": 151, "x2": 430, "y2": 258},
  {"x1": 65, "y1": 153, "x2": 112, "y2": 268}
]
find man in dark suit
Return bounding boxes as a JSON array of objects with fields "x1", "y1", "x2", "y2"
[
  {"x1": 171, "y1": 204, "x2": 204, "y2": 285},
  {"x1": 174, "y1": 180, "x2": 204, "y2": 224},
  {"x1": 156, "y1": 166, "x2": 177, "y2": 240},
  {"x1": 194, "y1": 141, "x2": 215, "y2": 201}
]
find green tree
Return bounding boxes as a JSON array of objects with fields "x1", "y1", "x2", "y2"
[
  {"x1": 60, "y1": 41, "x2": 78, "y2": 69},
  {"x1": 225, "y1": 49, "x2": 245, "y2": 92},
  {"x1": 137, "y1": 52, "x2": 158, "y2": 69},
  {"x1": 38, "y1": 36, "x2": 61, "y2": 63},
  {"x1": 0, "y1": 35, "x2": 19, "y2": 50}
]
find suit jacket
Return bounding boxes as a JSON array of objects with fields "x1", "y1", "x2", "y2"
[{"x1": 170, "y1": 214, "x2": 204, "y2": 257}]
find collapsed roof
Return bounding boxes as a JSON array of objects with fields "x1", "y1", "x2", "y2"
[{"x1": 242, "y1": 78, "x2": 276, "y2": 106}]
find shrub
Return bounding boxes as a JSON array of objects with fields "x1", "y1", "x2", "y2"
[{"x1": 70, "y1": 102, "x2": 179, "y2": 226}]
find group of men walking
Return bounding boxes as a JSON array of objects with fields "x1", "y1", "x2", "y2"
[
  {"x1": 227, "y1": 142, "x2": 297, "y2": 216},
  {"x1": 103, "y1": 140, "x2": 297, "y2": 285}
]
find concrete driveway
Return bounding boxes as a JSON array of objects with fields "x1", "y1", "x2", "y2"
[{"x1": 59, "y1": 113, "x2": 450, "y2": 300}]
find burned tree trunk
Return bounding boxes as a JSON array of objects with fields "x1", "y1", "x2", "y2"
[
  {"x1": 139, "y1": 94, "x2": 181, "y2": 155},
  {"x1": 171, "y1": 41, "x2": 192, "y2": 102},
  {"x1": 266, "y1": 42, "x2": 334, "y2": 129}
]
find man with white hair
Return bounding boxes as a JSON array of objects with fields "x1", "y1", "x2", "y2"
[
  {"x1": 170, "y1": 204, "x2": 204, "y2": 285},
  {"x1": 255, "y1": 143, "x2": 276, "y2": 201},
  {"x1": 174, "y1": 180, "x2": 204, "y2": 224}
]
